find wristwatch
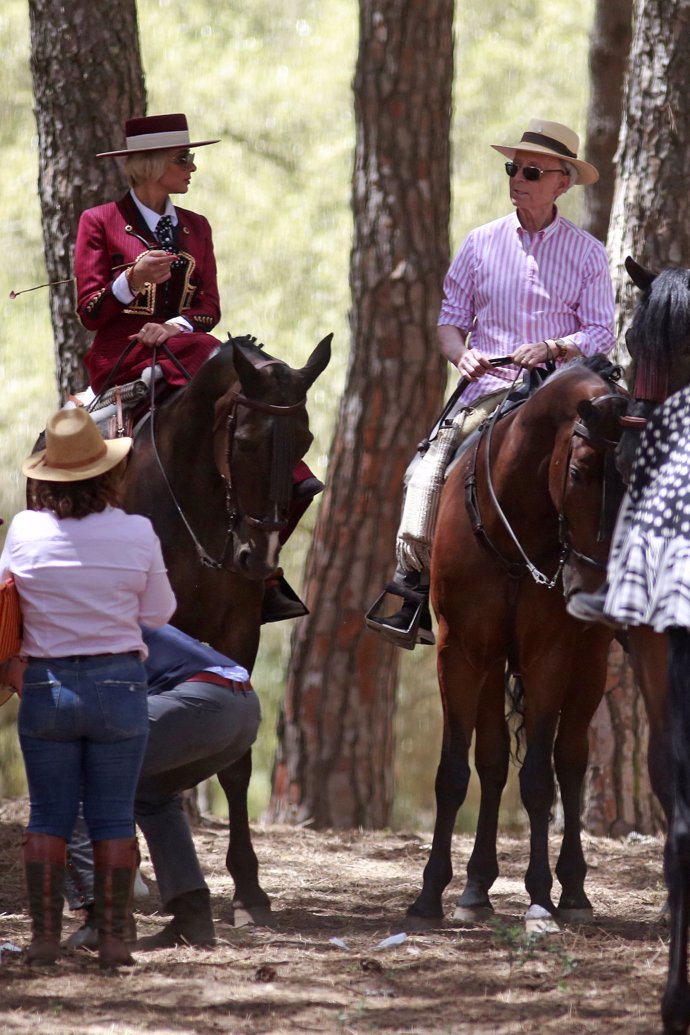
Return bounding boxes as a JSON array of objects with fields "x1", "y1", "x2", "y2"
[{"x1": 553, "y1": 338, "x2": 569, "y2": 358}]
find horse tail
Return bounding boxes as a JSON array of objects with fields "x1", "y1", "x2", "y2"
[
  {"x1": 668, "y1": 627, "x2": 690, "y2": 865},
  {"x1": 505, "y1": 667, "x2": 526, "y2": 765}
]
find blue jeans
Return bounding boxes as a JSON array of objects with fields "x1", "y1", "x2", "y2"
[{"x1": 19, "y1": 653, "x2": 149, "y2": 842}]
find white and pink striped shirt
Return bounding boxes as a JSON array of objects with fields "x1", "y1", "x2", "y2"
[{"x1": 438, "y1": 209, "x2": 615, "y2": 404}]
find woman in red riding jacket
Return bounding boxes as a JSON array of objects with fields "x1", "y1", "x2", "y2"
[
  {"x1": 74, "y1": 113, "x2": 221, "y2": 394},
  {"x1": 74, "y1": 113, "x2": 323, "y2": 622}
]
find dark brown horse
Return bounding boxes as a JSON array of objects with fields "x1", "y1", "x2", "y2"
[
  {"x1": 407, "y1": 357, "x2": 626, "y2": 924},
  {"x1": 120, "y1": 333, "x2": 331, "y2": 922},
  {"x1": 609, "y1": 260, "x2": 690, "y2": 1034}
]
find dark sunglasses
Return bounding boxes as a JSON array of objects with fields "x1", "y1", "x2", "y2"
[
  {"x1": 505, "y1": 160, "x2": 566, "y2": 181},
  {"x1": 171, "y1": 152, "x2": 195, "y2": 168}
]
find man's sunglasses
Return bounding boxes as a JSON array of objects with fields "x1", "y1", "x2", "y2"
[{"x1": 505, "y1": 161, "x2": 566, "y2": 181}]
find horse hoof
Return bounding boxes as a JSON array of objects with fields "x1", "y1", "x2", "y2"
[
  {"x1": 232, "y1": 904, "x2": 274, "y2": 928},
  {"x1": 557, "y1": 906, "x2": 594, "y2": 924},
  {"x1": 524, "y1": 905, "x2": 560, "y2": 934},
  {"x1": 453, "y1": 904, "x2": 494, "y2": 923}
]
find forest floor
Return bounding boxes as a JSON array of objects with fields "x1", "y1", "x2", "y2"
[{"x1": 0, "y1": 797, "x2": 670, "y2": 1035}]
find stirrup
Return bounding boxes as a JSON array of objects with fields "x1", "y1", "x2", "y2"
[{"x1": 364, "y1": 583, "x2": 427, "y2": 651}]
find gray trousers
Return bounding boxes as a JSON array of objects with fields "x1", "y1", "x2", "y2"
[{"x1": 65, "y1": 677, "x2": 261, "y2": 910}]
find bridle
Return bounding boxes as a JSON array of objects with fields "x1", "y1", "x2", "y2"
[
  {"x1": 556, "y1": 396, "x2": 625, "y2": 574},
  {"x1": 145, "y1": 350, "x2": 307, "y2": 571},
  {"x1": 466, "y1": 379, "x2": 625, "y2": 590}
]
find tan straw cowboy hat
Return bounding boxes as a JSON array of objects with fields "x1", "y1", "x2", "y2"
[
  {"x1": 22, "y1": 408, "x2": 133, "y2": 482},
  {"x1": 491, "y1": 118, "x2": 599, "y2": 186},
  {"x1": 97, "y1": 113, "x2": 219, "y2": 158}
]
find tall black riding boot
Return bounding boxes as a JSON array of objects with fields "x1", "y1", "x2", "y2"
[
  {"x1": 93, "y1": 837, "x2": 138, "y2": 969},
  {"x1": 261, "y1": 568, "x2": 309, "y2": 623},
  {"x1": 136, "y1": 887, "x2": 216, "y2": 950},
  {"x1": 23, "y1": 832, "x2": 66, "y2": 966}
]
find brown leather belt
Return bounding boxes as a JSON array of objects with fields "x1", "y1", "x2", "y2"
[{"x1": 187, "y1": 671, "x2": 252, "y2": 692}]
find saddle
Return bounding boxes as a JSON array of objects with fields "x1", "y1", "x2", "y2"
[{"x1": 68, "y1": 365, "x2": 165, "y2": 440}]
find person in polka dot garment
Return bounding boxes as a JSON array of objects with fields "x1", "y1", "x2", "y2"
[{"x1": 569, "y1": 384, "x2": 690, "y2": 630}]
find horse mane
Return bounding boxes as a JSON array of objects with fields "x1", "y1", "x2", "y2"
[{"x1": 630, "y1": 266, "x2": 690, "y2": 366}]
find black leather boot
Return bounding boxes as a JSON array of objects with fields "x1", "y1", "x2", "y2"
[
  {"x1": 261, "y1": 570, "x2": 309, "y2": 623},
  {"x1": 366, "y1": 579, "x2": 435, "y2": 650},
  {"x1": 136, "y1": 888, "x2": 216, "y2": 950}
]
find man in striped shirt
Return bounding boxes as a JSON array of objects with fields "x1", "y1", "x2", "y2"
[{"x1": 367, "y1": 119, "x2": 615, "y2": 649}]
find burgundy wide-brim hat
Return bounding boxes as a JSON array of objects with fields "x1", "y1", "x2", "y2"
[{"x1": 97, "y1": 113, "x2": 219, "y2": 158}]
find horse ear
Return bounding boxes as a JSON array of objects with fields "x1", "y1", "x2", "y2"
[
  {"x1": 232, "y1": 337, "x2": 264, "y2": 396},
  {"x1": 625, "y1": 255, "x2": 657, "y2": 292},
  {"x1": 298, "y1": 333, "x2": 333, "y2": 390}
]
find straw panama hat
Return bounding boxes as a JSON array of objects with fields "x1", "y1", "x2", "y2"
[
  {"x1": 22, "y1": 408, "x2": 133, "y2": 482},
  {"x1": 491, "y1": 119, "x2": 599, "y2": 186},
  {"x1": 97, "y1": 113, "x2": 219, "y2": 158}
]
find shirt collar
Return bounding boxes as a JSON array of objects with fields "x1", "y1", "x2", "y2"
[
  {"x1": 513, "y1": 205, "x2": 562, "y2": 241},
  {"x1": 129, "y1": 189, "x2": 177, "y2": 234}
]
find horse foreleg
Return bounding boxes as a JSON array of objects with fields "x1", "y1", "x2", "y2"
[
  {"x1": 553, "y1": 719, "x2": 595, "y2": 919},
  {"x1": 408, "y1": 635, "x2": 478, "y2": 921},
  {"x1": 661, "y1": 629, "x2": 690, "y2": 1035},
  {"x1": 216, "y1": 750, "x2": 272, "y2": 926},
  {"x1": 407, "y1": 720, "x2": 471, "y2": 922},
  {"x1": 454, "y1": 666, "x2": 508, "y2": 920},
  {"x1": 520, "y1": 729, "x2": 558, "y2": 915}
]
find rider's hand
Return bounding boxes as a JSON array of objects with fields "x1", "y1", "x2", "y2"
[
  {"x1": 129, "y1": 249, "x2": 175, "y2": 291},
  {"x1": 456, "y1": 347, "x2": 492, "y2": 381},
  {"x1": 130, "y1": 322, "x2": 179, "y2": 348},
  {"x1": 512, "y1": 341, "x2": 554, "y2": 370}
]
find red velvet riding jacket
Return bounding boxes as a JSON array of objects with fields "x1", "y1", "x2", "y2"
[{"x1": 75, "y1": 193, "x2": 221, "y2": 392}]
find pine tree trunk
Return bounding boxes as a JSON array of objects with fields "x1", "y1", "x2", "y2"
[
  {"x1": 581, "y1": 0, "x2": 632, "y2": 243},
  {"x1": 583, "y1": 642, "x2": 665, "y2": 835},
  {"x1": 607, "y1": 0, "x2": 690, "y2": 346},
  {"x1": 29, "y1": 0, "x2": 146, "y2": 401},
  {"x1": 268, "y1": 0, "x2": 453, "y2": 828}
]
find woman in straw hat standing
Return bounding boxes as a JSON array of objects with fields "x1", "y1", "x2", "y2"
[
  {"x1": 74, "y1": 113, "x2": 222, "y2": 394},
  {"x1": 367, "y1": 118, "x2": 616, "y2": 648},
  {"x1": 0, "y1": 408, "x2": 176, "y2": 968}
]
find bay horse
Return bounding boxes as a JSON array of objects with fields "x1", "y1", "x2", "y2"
[
  {"x1": 120, "y1": 332, "x2": 331, "y2": 923},
  {"x1": 407, "y1": 357, "x2": 626, "y2": 924}
]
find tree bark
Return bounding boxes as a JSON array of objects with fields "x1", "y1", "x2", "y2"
[
  {"x1": 584, "y1": 0, "x2": 690, "y2": 836},
  {"x1": 29, "y1": 0, "x2": 146, "y2": 402},
  {"x1": 268, "y1": 0, "x2": 453, "y2": 828},
  {"x1": 581, "y1": 0, "x2": 633, "y2": 243},
  {"x1": 607, "y1": 0, "x2": 690, "y2": 347}
]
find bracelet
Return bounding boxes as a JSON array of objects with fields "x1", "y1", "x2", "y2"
[
  {"x1": 125, "y1": 252, "x2": 149, "y2": 296},
  {"x1": 544, "y1": 338, "x2": 568, "y2": 361},
  {"x1": 125, "y1": 265, "x2": 139, "y2": 295}
]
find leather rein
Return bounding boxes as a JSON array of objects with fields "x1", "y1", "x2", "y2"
[
  {"x1": 465, "y1": 378, "x2": 623, "y2": 590},
  {"x1": 145, "y1": 350, "x2": 306, "y2": 571}
]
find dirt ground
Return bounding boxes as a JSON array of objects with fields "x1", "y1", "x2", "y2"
[{"x1": 0, "y1": 797, "x2": 672, "y2": 1035}]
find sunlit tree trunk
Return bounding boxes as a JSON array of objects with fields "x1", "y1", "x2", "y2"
[
  {"x1": 29, "y1": 0, "x2": 145, "y2": 401},
  {"x1": 268, "y1": 0, "x2": 453, "y2": 828},
  {"x1": 581, "y1": 0, "x2": 632, "y2": 243},
  {"x1": 584, "y1": 0, "x2": 690, "y2": 836}
]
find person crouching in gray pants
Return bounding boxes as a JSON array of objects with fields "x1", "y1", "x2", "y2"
[{"x1": 64, "y1": 623, "x2": 261, "y2": 950}]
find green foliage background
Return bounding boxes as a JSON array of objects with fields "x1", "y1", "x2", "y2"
[{"x1": 0, "y1": 0, "x2": 594, "y2": 827}]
